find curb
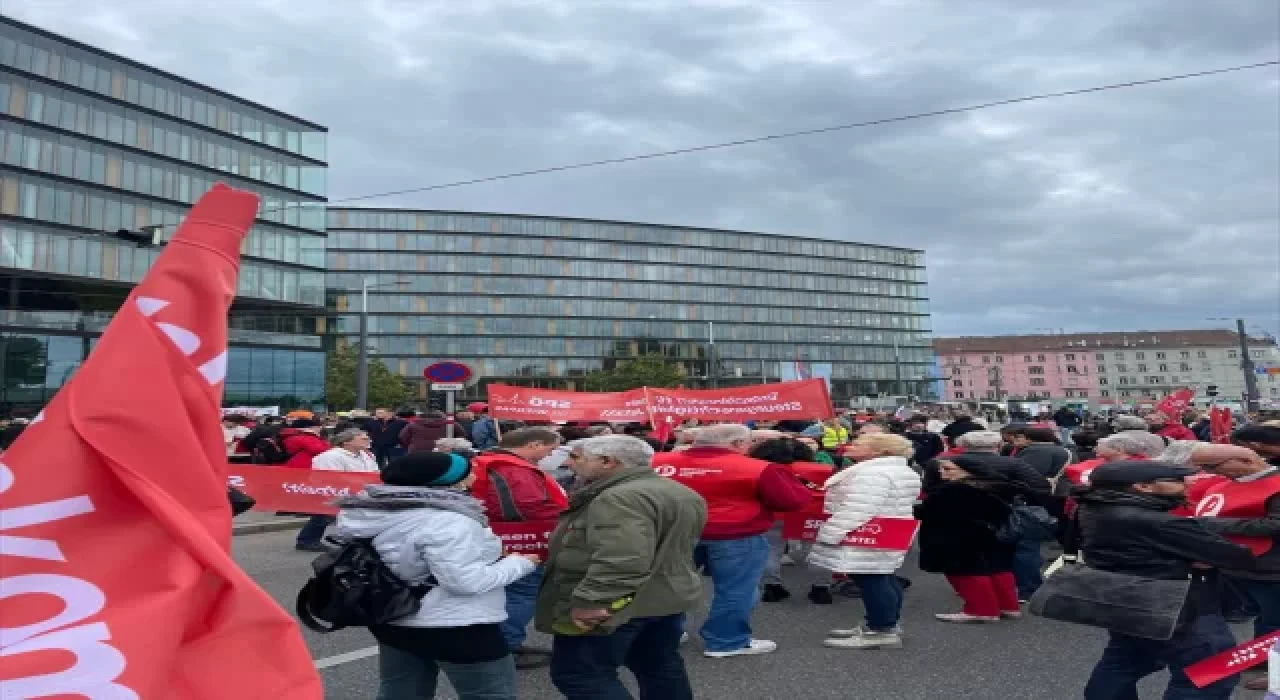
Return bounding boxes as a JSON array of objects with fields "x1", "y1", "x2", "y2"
[{"x1": 232, "y1": 517, "x2": 309, "y2": 536}]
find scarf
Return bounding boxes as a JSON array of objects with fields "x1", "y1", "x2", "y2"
[{"x1": 335, "y1": 484, "x2": 489, "y2": 526}]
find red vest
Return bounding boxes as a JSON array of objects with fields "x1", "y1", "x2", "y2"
[
  {"x1": 1195, "y1": 473, "x2": 1280, "y2": 555},
  {"x1": 653, "y1": 448, "x2": 770, "y2": 529},
  {"x1": 1062, "y1": 458, "x2": 1108, "y2": 486},
  {"x1": 786, "y1": 461, "x2": 831, "y2": 516}
]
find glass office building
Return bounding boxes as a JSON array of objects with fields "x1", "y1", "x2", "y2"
[
  {"x1": 0, "y1": 17, "x2": 327, "y2": 411},
  {"x1": 327, "y1": 209, "x2": 933, "y2": 405}
]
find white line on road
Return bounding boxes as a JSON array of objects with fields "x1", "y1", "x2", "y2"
[{"x1": 315, "y1": 646, "x2": 380, "y2": 669}]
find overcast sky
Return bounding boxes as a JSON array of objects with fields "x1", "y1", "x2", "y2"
[{"x1": 11, "y1": 1, "x2": 1280, "y2": 337}]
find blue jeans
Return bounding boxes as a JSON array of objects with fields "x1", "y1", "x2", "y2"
[
  {"x1": 550, "y1": 614, "x2": 692, "y2": 700},
  {"x1": 296, "y1": 515, "x2": 333, "y2": 545},
  {"x1": 376, "y1": 643, "x2": 515, "y2": 700},
  {"x1": 693, "y1": 535, "x2": 770, "y2": 652},
  {"x1": 1083, "y1": 613, "x2": 1237, "y2": 700},
  {"x1": 850, "y1": 574, "x2": 903, "y2": 631},
  {"x1": 501, "y1": 567, "x2": 544, "y2": 649},
  {"x1": 1012, "y1": 537, "x2": 1043, "y2": 599},
  {"x1": 1242, "y1": 579, "x2": 1280, "y2": 638}
]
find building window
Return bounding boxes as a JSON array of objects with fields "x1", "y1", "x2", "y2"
[
  {"x1": 1098, "y1": 365, "x2": 1107, "y2": 373},
  {"x1": 1180, "y1": 351, "x2": 1190, "y2": 359},
  {"x1": 1197, "y1": 351, "x2": 1207, "y2": 359},
  {"x1": 1115, "y1": 352, "x2": 1125, "y2": 359},
  {"x1": 1228, "y1": 350, "x2": 1238, "y2": 359},
  {"x1": 1120, "y1": 390, "x2": 1131, "y2": 398},
  {"x1": 1101, "y1": 390, "x2": 1110, "y2": 397},
  {"x1": 1158, "y1": 364, "x2": 1168, "y2": 372},
  {"x1": 1136, "y1": 352, "x2": 1145, "y2": 360},
  {"x1": 995, "y1": 355, "x2": 1004, "y2": 363},
  {"x1": 1030, "y1": 378, "x2": 1045, "y2": 386},
  {"x1": 1118, "y1": 377, "x2": 1129, "y2": 385},
  {"x1": 1099, "y1": 378, "x2": 1108, "y2": 385},
  {"x1": 1024, "y1": 355, "x2": 1032, "y2": 362},
  {"x1": 1067, "y1": 365, "x2": 1079, "y2": 373},
  {"x1": 1095, "y1": 353, "x2": 1105, "y2": 361},
  {"x1": 1137, "y1": 364, "x2": 1148, "y2": 372},
  {"x1": 1155, "y1": 352, "x2": 1166, "y2": 359},
  {"x1": 1253, "y1": 350, "x2": 1264, "y2": 358},
  {"x1": 1028, "y1": 366, "x2": 1044, "y2": 375},
  {"x1": 1037, "y1": 354, "x2": 1046, "y2": 362},
  {"x1": 982, "y1": 356, "x2": 991, "y2": 364},
  {"x1": 954, "y1": 391, "x2": 965, "y2": 399},
  {"x1": 986, "y1": 390, "x2": 996, "y2": 399},
  {"x1": 1201, "y1": 363, "x2": 1212, "y2": 372},
  {"x1": 960, "y1": 357, "x2": 968, "y2": 365},
  {"x1": 1180, "y1": 363, "x2": 1192, "y2": 371},
  {"x1": 1117, "y1": 364, "x2": 1128, "y2": 372},
  {"x1": 952, "y1": 380, "x2": 964, "y2": 387}
]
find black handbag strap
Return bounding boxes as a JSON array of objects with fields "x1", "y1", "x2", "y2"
[
  {"x1": 296, "y1": 580, "x2": 339, "y2": 634},
  {"x1": 489, "y1": 470, "x2": 525, "y2": 522}
]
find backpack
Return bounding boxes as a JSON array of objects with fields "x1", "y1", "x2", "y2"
[
  {"x1": 295, "y1": 539, "x2": 434, "y2": 634},
  {"x1": 253, "y1": 434, "x2": 289, "y2": 465}
]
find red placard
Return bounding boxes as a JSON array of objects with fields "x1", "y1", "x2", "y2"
[
  {"x1": 647, "y1": 379, "x2": 834, "y2": 423},
  {"x1": 1154, "y1": 388, "x2": 1196, "y2": 421},
  {"x1": 488, "y1": 385, "x2": 649, "y2": 423},
  {"x1": 227, "y1": 465, "x2": 381, "y2": 515},
  {"x1": 1184, "y1": 629, "x2": 1280, "y2": 687},
  {"x1": 779, "y1": 514, "x2": 920, "y2": 550},
  {"x1": 490, "y1": 520, "x2": 557, "y2": 555}
]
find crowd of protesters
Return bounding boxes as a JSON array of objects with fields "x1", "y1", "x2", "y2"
[{"x1": 213, "y1": 400, "x2": 1280, "y2": 699}]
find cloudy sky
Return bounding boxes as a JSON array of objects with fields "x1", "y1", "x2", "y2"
[{"x1": 11, "y1": 1, "x2": 1279, "y2": 337}]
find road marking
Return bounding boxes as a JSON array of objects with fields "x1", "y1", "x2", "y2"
[{"x1": 315, "y1": 646, "x2": 380, "y2": 669}]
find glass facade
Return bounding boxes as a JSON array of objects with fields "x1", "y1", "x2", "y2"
[
  {"x1": 327, "y1": 209, "x2": 933, "y2": 403},
  {"x1": 0, "y1": 17, "x2": 328, "y2": 412}
]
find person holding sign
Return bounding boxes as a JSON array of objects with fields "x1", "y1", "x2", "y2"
[{"x1": 810, "y1": 434, "x2": 921, "y2": 650}]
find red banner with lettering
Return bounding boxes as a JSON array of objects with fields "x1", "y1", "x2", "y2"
[
  {"x1": 1209, "y1": 405, "x2": 1234, "y2": 444},
  {"x1": 228, "y1": 465, "x2": 380, "y2": 515},
  {"x1": 647, "y1": 379, "x2": 834, "y2": 423},
  {"x1": 779, "y1": 513, "x2": 920, "y2": 550},
  {"x1": 1184, "y1": 629, "x2": 1279, "y2": 687},
  {"x1": 491, "y1": 520, "x2": 556, "y2": 555},
  {"x1": 1154, "y1": 388, "x2": 1196, "y2": 421},
  {"x1": 487, "y1": 385, "x2": 649, "y2": 423}
]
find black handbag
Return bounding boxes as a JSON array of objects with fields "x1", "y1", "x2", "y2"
[
  {"x1": 1029, "y1": 514, "x2": 1190, "y2": 640},
  {"x1": 994, "y1": 497, "x2": 1058, "y2": 544},
  {"x1": 228, "y1": 486, "x2": 256, "y2": 516}
]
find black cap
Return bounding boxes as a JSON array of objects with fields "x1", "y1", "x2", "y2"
[{"x1": 1089, "y1": 460, "x2": 1196, "y2": 487}]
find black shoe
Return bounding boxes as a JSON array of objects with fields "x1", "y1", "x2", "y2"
[
  {"x1": 761, "y1": 584, "x2": 791, "y2": 603},
  {"x1": 295, "y1": 541, "x2": 329, "y2": 553},
  {"x1": 807, "y1": 585, "x2": 834, "y2": 605},
  {"x1": 514, "y1": 652, "x2": 551, "y2": 670},
  {"x1": 896, "y1": 575, "x2": 913, "y2": 591}
]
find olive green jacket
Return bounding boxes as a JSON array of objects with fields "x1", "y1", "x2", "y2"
[{"x1": 534, "y1": 465, "x2": 707, "y2": 635}]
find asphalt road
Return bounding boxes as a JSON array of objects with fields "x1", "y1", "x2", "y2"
[{"x1": 233, "y1": 529, "x2": 1266, "y2": 699}]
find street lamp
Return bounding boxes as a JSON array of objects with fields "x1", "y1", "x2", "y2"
[
  {"x1": 349, "y1": 278, "x2": 410, "y2": 410},
  {"x1": 1207, "y1": 317, "x2": 1265, "y2": 413}
]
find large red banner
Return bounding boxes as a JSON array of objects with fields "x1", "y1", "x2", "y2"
[
  {"x1": 1154, "y1": 388, "x2": 1196, "y2": 420},
  {"x1": 228, "y1": 465, "x2": 378, "y2": 515},
  {"x1": 779, "y1": 513, "x2": 921, "y2": 550},
  {"x1": 647, "y1": 379, "x2": 834, "y2": 423},
  {"x1": 1184, "y1": 629, "x2": 1279, "y2": 687},
  {"x1": 488, "y1": 385, "x2": 649, "y2": 422}
]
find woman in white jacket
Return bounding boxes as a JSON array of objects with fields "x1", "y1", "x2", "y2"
[
  {"x1": 809, "y1": 433, "x2": 921, "y2": 650},
  {"x1": 335, "y1": 452, "x2": 540, "y2": 700}
]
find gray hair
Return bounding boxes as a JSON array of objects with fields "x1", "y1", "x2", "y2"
[
  {"x1": 956, "y1": 430, "x2": 1004, "y2": 452},
  {"x1": 1113, "y1": 415, "x2": 1149, "y2": 431},
  {"x1": 585, "y1": 425, "x2": 614, "y2": 437},
  {"x1": 1158, "y1": 440, "x2": 1201, "y2": 466},
  {"x1": 331, "y1": 428, "x2": 366, "y2": 447},
  {"x1": 1098, "y1": 430, "x2": 1166, "y2": 458},
  {"x1": 692, "y1": 424, "x2": 752, "y2": 446},
  {"x1": 576, "y1": 435, "x2": 655, "y2": 469},
  {"x1": 435, "y1": 437, "x2": 473, "y2": 452}
]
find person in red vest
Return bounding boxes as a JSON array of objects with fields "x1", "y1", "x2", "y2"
[
  {"x1": 1060, "y1": 431, "x2": 1167, "y2": 494},
  {"x1": 279, "y1": 419, "x2": 330, "y2": 469},
  {"x1": 1146, "y1": 411, "x2": 1197, "y2": 442},
  {"x1": 652, "y1": 423, "x2": 812, "y2": 658},
  {"x1": 1191, "y1": 443, "x2": 1280, "y2": 691},
  {"x1": 470, "y1": 426, "x2": 568, "y2": 669},
  {"x1": 751, "y1": 436, "x2": 833, "y2": 605}
]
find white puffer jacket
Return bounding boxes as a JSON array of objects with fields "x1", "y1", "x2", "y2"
[{"x1": 807, "y1": 456, "x2": 922, "y2": 574}]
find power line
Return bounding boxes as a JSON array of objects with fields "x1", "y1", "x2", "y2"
[{"x1": 323, "y1": 60, "x2": 1279, "y2": 206}]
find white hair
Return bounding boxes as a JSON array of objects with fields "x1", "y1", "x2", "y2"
[
  {"x1": 577, "y1": 435, "x2": 655, "y2": 469},
  {"x1": 1098, "y1": 430, "x2": 1166, "y2": 458},
  {"x1": 956, "y1": 430, "x2": 1003, "y2": 452},
  {"x1": 435, "y1": 437, "x2": 474, "y2": 451},
  {"x1": 1158, "y1": 440, "x2": 1201, "y2": 466},
  {"x1": 692, "y1": 424, "x2": 752, "y2": 446},
  {"x1": 1113, "y1": 415, "x2": 1149, "y2": 431}
]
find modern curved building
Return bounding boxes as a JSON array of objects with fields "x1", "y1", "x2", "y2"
[{"x1": 326, "y1": 208, "x2": 933, "y2": 405}]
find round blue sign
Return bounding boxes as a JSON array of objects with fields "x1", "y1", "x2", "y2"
[{"x1": 424, "y1": 361, "x2": 473, "y2": 383}]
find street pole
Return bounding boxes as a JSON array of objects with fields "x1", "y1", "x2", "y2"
[
  {"x1": 708, "y1": 321, "x2": 718, "y2": 389},
  {"x1": 445, "y1": 391, "x2": 456, "y2": 438},
  {"x1": 356, "y1": 278, "x2": 370, "y2": 411},
  {"x1": 1237, "y1": 318, "x2": 1261, "y2": 414},
  {"x1": 893, "y1": 337, "x2": 903, "y2": 395}
]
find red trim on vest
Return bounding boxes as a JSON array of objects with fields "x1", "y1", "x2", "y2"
[{"x1": 1195, "y1": 473, "x2": 1280, "y2": 555}]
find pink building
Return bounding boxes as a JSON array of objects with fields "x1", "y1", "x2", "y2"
[{"x1": 934, "y1": 337, "x2": 1098, "y2": 404}]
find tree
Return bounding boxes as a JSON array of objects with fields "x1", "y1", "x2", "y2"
[
  {"x1": 583, "y1": 355, "x2": 684, "y2": 392},
  {"x1": 326, "y1": 344, "x2": 411, "y2": 411}
]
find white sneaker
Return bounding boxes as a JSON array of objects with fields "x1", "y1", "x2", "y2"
[
  {"x1": 823, "y1": 628, "x2": 903, "y2": 649},
  {"x1": 680, "y1": 632, "x2": 689, "y2": 644},
  {"x1": 935, "y1": 612, "x2": 999, "y2": 624},
  {"x1": 829, "y1": 625, "x2": 902, "y2": 638},
  {"x1": 704, "y1": 639, "x2": 778, "y2": 658}
]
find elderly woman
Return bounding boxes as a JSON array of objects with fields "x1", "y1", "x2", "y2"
[
  {"x1": 811, "y1": 434, "x2": 921, "y2": 649},
  {"x1": 1057, "y1": 430, "x2": 1166, "y2": 494},
  {"x1": 914, "y1": 455, "x2": 1023, "y2": 623},
  {"x1": 312, "y1": 429, "x2": 380, "y2": 473}
]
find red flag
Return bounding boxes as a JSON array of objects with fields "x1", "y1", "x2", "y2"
[
  {"x1": 0, "y1": 184, "x2": 322, "y2": 698},
  {"x1": 1154, "y1": 387, "x2": 1195, "y2": 422},
  {"x1": 651, "y1": 414, "x2": 677, "y2": 446},
  {"x1": 1209, "y1": 406, "x2": 1235, "y2": 444}
]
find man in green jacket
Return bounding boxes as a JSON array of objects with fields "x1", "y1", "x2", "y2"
[{"x1": 536, "y1": 434, "x2": 707, "y2": 700}]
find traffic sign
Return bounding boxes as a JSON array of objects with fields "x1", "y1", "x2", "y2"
[
  {"x1": 424, "y1": 361, "x2": 473, "y2": 383},
  {"x1": 431, "y1": 382, "x2": 466, "y2": 391}
]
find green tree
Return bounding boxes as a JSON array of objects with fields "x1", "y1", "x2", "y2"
[
  {"x1": 583, "y1": 355, "x2": 684, "y2": 392},
  {"x1": 326, "y1": 344, "x2": 411, "y2": 411}
]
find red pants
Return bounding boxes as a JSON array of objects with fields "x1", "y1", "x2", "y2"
[{"x1": 945, "y1": 572, "x2": 1019, "y2": 617}]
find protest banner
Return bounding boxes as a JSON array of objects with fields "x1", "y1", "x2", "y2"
[
  {"x1": 1154, "y1": 388, "x2": 1196, "y2": 420},
  {"x1": 227, "y1": 464, "x2": 379, "y2": 515},
  {"x1": 487, "y1": 385, "x2": 649, "y2": 422},
  {"x1": 490, "y1": 520, "x2": 556, "y2": 555},
  {"x1": 779, "y1": 513, "x2": 920, "y2": 550},
  {"x1": 221, "y1": 406, "x2": 279, "y2": 417},
  {"x1": 647, "y1": 378, "x2": 834, "y2": 423},
  {"x1": 1184, "y1": 629, "x2": 1280, "y2": 687}
]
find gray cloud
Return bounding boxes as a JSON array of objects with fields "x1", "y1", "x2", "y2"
[{"x1": 14, "y1": 0, "x2": 1280, "y2": 336}]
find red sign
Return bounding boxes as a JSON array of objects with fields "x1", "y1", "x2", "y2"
[
  {"x1": 491, "y1": 520, "x2": 556, "y2": 554},
  {"x1": 1185, "y1": 629, "x2": 1280, "y2": 687},
  {"x1": 647, "y1": 379, "x2": 834, "y2": 423},
  {"x1": 488, "y1": 385, "x2": 649, "y2": 422},
  {"x1": 228, "y1": 464, "x2": 380, "y2": 515},
  {"x1": 1154, "y1": 388, "x2": 1196, "y2": 421},
  {"x1": 424, "y1": 361, "x2": 473, "y2": 383},
  {"x1": 779, "y1": 514, "x2": 920, "y2": 550}
]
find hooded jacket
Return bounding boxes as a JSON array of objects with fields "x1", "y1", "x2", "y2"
[
  {"x1": 279, "y1": 428, "x2": 330, "y2": 469},
  {"x1": 1014, "y1": 442, "x2": 1074, "y2": 478},
  {"x1": 335, "y1": 485, "x2": 536, "y2": 628}
]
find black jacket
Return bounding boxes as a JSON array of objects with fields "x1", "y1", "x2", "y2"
[
  {"x1": 1077, "y1": 489, "x2": 1253, "y2": 583},
  {"x1": 914, "y1": 479, "x2": 1019, "y2": 576},
  {"x1": 906, "y1": 430, "x2": 945, "y2": 464},
  {"x1": 1054, "y1": 410, "x2": 1082, "y2": 428},
  {"x1": 1196, "y1": 471, "x2": 1280, "y2": 580},
  {"x1": 941, "y1": 418, "x2": 982, "y2": 444},
  {"x1": 362, "y1": 418, "x2": 408, "y2": 448},
  {"x1": 239, "y1": 423, "x2": 283, "y2": 454},
  {"x1": 1014, "y1": 443, "x2": 1073, "y2": 478}
]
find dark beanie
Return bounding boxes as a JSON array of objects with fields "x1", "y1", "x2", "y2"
[
  {"x1": 290, "y1": 418, "x2": 321, "y2": 429},
  {"x1": 382, "y1": 452, "x2": 472, "y2": 487}
]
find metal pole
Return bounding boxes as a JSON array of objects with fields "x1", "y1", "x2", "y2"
[
  {"x1": 356, "y1": 279, "x2": 369, "y2": 411},
  {"x1": 1238, "y1": 318, "x2": 1261, "y2": 414},
  {"x1": 445, "y1": 391, "x2": 455, "y2": 438},
  {"x1": 893, "y1": 337, "x2": 903, "y2": 395},
  {"x1": 708, "y1": 321, "x2": 718, "y2": 389}
]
